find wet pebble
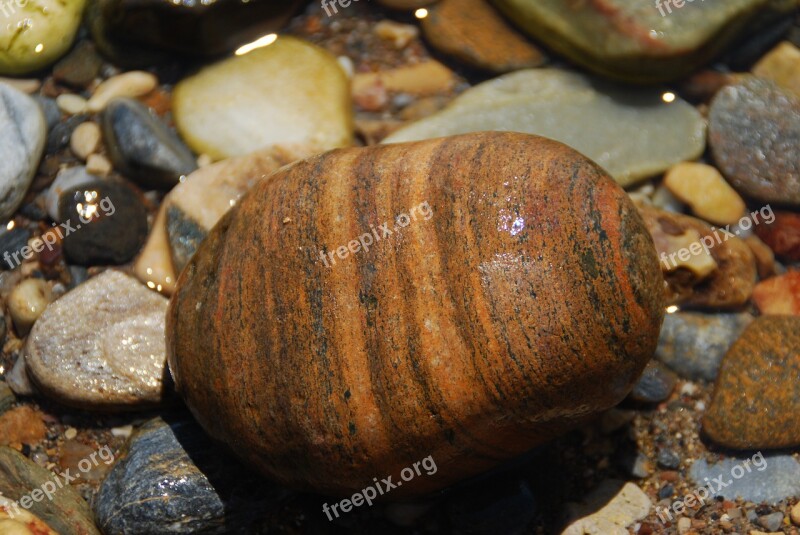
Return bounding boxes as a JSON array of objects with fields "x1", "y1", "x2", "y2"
[
  {"x1": 758, "y1": 512, "x2": 784, "y2": 532},
  {"x1": 663, "y1": 162, "x2": 745, "y2": 225},
  {"x1": 709, "y1": 77, "x2": 800, "y2": 206},
  {"x1": 0, "y1": 84, "x2": 46, "y2": 220},
  {"x1": 385, "y1": 69, "x2": 705, "y2": 187},
  {"x1": 58, "y1": 180, "x2": 147, "y2": 265},
  {"x1": 7, "y1": 278, "x2": 52, "y2": 336},
  {"x1": 655, "y1": 311, "x2": 754, "y2": 381},
  {"x1": 87, "y1": 71, "x2": 158, "y2": 113},
  {"x1": 46, "y1": 114, "x2": 89, "y2": 154},
  {"x1": 755, "y1": 209, "x2": 800, "y2": 261},
  {"x1": 703, "y1": 316, "x2": 800, "y2": 449},
  {"x1": 102, "y1": 98, "x2": 196, "y2": 189},
  {"x1": 0, "y1": 229, "x2": 33, "y2": 270},
  {"x1": 52, "y1": 41, "x2": 104, "y2": 89},
  {"x1": 421, "y1": 0, "x2": 545, "y2": 73},
  {"x1": 753, "y1": 41, "x2": 800, "y2": 97},
  {"x1": 95, "y1": 417, "x2": 285, "y2": 534},
  {"x1": 627, "y1": 360, "x2": 676, "y2": 404},
  {"x1": 173, "y1": 36, "x2": 351, "y2": 160},
  {"x1": 0, "y1": 447, "x2": 99, "y2": 534},
  {"x1": 562, "y1": 481, "x2": 651, "y2": 535},
  {"x1": 69, "y1": 121, "x2": 102, "y2": 161},
  {"x1": 24, "y1": 270, "x2": 169, "y2": 409},
  {"x1": 656, "y1": 449, "x2": 681, "y2": 470},
  {"x1": 689, "y1": 454, "x2": 800, "y2": 504},
  {"x1": 0, "y1": 382, "x2": 14, "y2": 415},
  {"x1": 752, "y1": 271, "x2": 800, "y2": 315},
  {"x1": 0, "y1": 406, "x2": 46, "y2": 447}
]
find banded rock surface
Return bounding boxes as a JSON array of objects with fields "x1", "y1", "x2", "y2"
[{"x1": 167, "y1": 132, "x2": 665, "y2": 498}]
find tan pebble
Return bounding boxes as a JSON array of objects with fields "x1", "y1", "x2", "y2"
[
  {"x1": 744, "y1": 235, "x2": 777, "y2": 279},
  {"x1": 69, "y1": 122, "x2": 101, "y2": 160},
  {"x1": 677, "y1": 517, "x2": 692, "y2": 535},
  {"x1": 374, "y1": 20, "x2": 419, "y2": 48},
  {"x1": 753, "y1": 41, "x2": 800, "y2": 97},
  {"x1": 85, "y1": 154, "x2": 113, "y2": 176},
  {"x1": 791, "y1": 502, "x2": 800, "y2": 525},
  {"x1": 56, "y1": 93, "x2": 88, "y2": 115},
  {"x1": 7, "y1": 279, "x2": 53, "y2": 336},
  {"x1": 352, "y1": 60, "x2": 457, "y2": 98},
  {"x1": 664, "y1": 162, "x2": 745, "y2": 225},
  {"x1": 0, "y1": 77, "x2": 41, "y2": 94},
  {"x1": 64, "y1": 427, "x2": 78, "y2": 440},
  {"x1": 87, "y1": 71, "x2": 158, "y2": 113},
  {"x1": 133, "y1": 204, "x2": 177, "y2": 296}
]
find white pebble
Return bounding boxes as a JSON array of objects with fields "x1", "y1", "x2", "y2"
[
  {"x1": 7, "y1": 278, "x2": 52, "y2": 336},
  {"x1": 70, "y1": 122, "x2": 102, "y2": 160},
  {"x1": 56, "y1": 93, "x2": 88, "y2": 115},
  {"x1": 87, "y1": 71, "x2": 158, "y2": 113},
  {"x1": 0, "y1": 77, "x2": 41, "y2": 94}
]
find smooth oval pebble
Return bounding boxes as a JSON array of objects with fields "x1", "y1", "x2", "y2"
[
  {"x1": 384, "y1": 69, "x2": 706, "y2": 187},
  {"x1": 0, "y1": 84, "x2": 46, "y2": 220},
  {"x1": 703, "y1": 316, "x2": 800, "y2": 449},
  {"x1": 87, "y1": 71, "x2": 158, "y2": 113},
  {"x1": 69, "y1": 121, "x2": 102, "y2": 160},
  {"x1": 102, "y1": 98, "x2": 197, "y2": 189},
  {"x1": 663, "y1": 162, "x2": 745, "y2": 226},
  {"x1": 755, "y1": 209, "x2": 800, "y2": 261},
  {"x1": 25, "y1": 270, "x2": 169, "y2": 410},
  {"x1": 0, "y1": 0, "x2": 86, "y2": 75},
  {"x1": 709, "y1": 77, "x2": 800, "y2": 206},
  {"x1": 167, "y1": 131, "x2": 665, "y2": 497},
  {"x1": 173, "y1": 36, "x2": 352, "y2": 160},
  {"x1": 7, "y1": 278, "x2": 52, "y2": 336}
]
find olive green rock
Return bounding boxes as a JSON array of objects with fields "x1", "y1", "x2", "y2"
[
  {"x1": 384, "y1": 69, "x2": 706, "y2": 187},
  {"x1": 0, "y1": 0, "x2": 86, "y2": 75},
  {"x1": 489, "y1": 0, "x2": 797, "y2": 83}
]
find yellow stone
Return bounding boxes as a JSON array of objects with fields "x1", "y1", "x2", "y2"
[
  {"x1": 753, "y1": 41, "x2": 800, "y2": 97},
  {"x1": 173, "y1": 36, "x2": 352, "y2": 161},
  {"x1": 664, "y1": 162, "x2": 745, "y2": 225}
]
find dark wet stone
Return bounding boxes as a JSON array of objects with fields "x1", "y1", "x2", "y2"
[
  {"x1": 34, "y1": 96, "x2": 61, "y2": 131},
  {"x1": 0, "y1": 446, "x2": 100, "y2": 534},
  {"x1": 58, "y1": 180, "x2": 148, "y2": 265},
  {"x1": 709, "y1": 77, "x2": 800, "y2": 206},
  {"x1": 446, "y1": 476, "x2": 537, "y2": 535},
  {"x1": 94, "y1": 417, "x2": 286, "y2": 534},
  {"x1": 91, "y1": 0, "x2": 302, "y2": 57},
  {"x1": 657, "y1": 449, "x2": 681, "y2": 470},
  {"x1": 655, "y1": 311, "x2": 754, "y2": 381},
  {"x1": 0, "y1": 228, "x2": 33, "y2": 270},
  {"x1": 627, "y1": 360, "x2": 676, "y2": 404},
  {"x1": 53, "y1": 41, "x2": 104, "y2": 89},
  {"x1": 703, "y1": 316, "x2": 800, "y2": 449},
  {"x1": 166, "y1": 203, "x2": 207, "y2": 273},
  {"x1": 689, "y1": 453, "x2": 800, "y2": 504},
  {"x1": 658, "y1": 484, "x2": 674, "y2": 500},
  {"x1": 47, "y1": 114, "x2": 89, "y2": 154},
  {"x1": 0, "y1": 382, "x2": 15, "y2": 415},
  {"x1": 102, "y1": 98, "x2": 197, "y2": 190}
]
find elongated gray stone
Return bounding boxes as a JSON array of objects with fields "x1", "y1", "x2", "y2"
[
  {"x1": 384, "y1": 69, "x2": 706, "y2": 187},
  {"x1": 0, "y1": 84, "x2": 46, "y2": 219},
  {"x1": 690, "y1": 454, "x2": 800, "y2": 504}
]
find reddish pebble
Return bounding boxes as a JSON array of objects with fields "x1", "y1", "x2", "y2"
[
  {"x1": 756, "y1": 209, "x2": 800, "y2": 261},
  {"x1": 753, "y1": 271, "x2": 800, "y2": 315}
]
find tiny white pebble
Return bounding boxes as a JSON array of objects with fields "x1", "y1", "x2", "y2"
[
  {"x1": 64, "y1": 427, "x2": 78, "y2": 440},
  {"x1": 0, "y1": 76, "x2": 41, "y2": 94},
  {"x1": 111, "y1": 425, "x2": 133, "y2": 438},
  {"x1": 196, "y1": 153, "x2": 213, "y2": 168},
  {"x1": 337, "y1": 56, "x2": 354, "y2": 79},
  {"x1": 56, "y1": 93, "x2": 88, "y2": 115}
]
